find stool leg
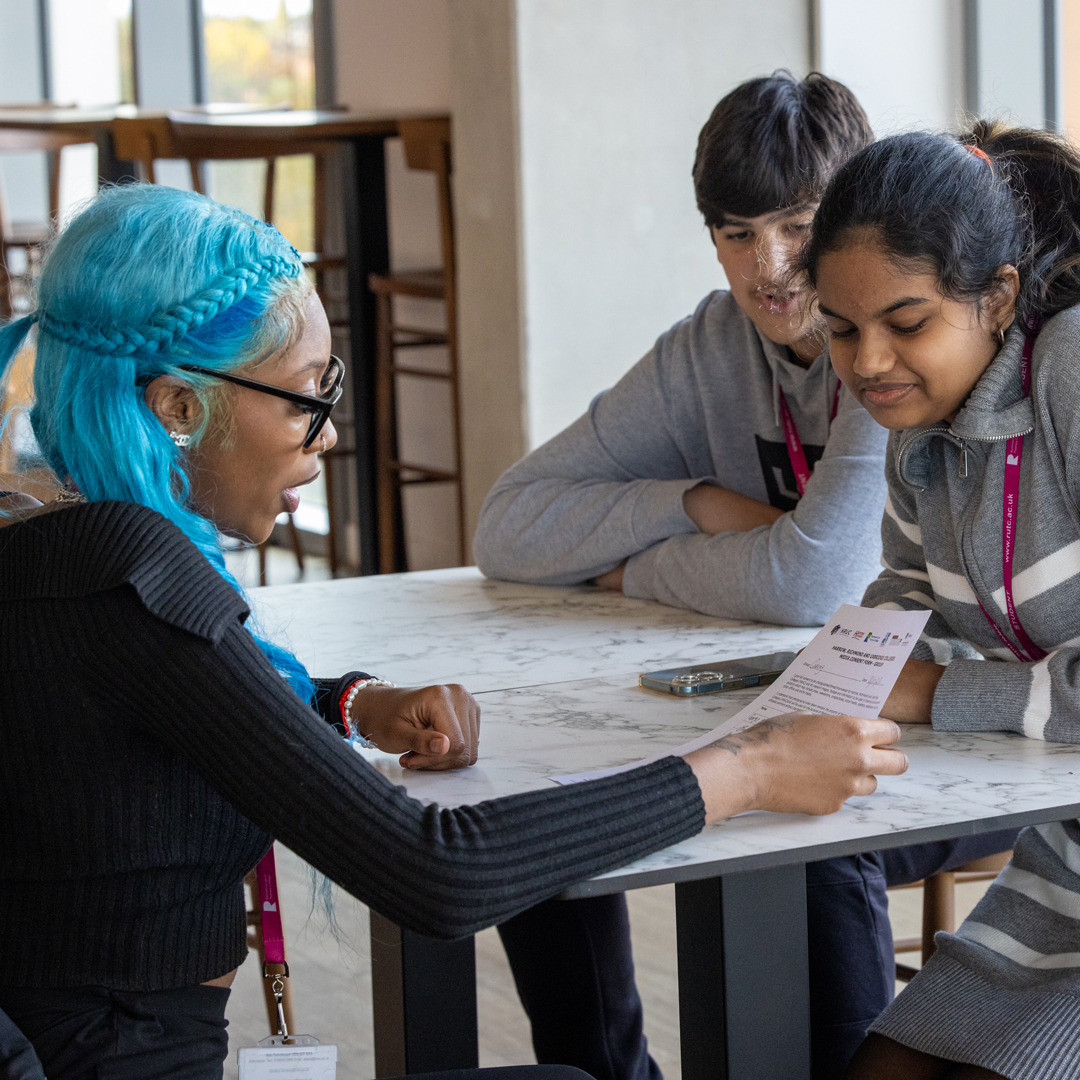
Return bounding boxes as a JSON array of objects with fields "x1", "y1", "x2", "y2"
[
  {"x1": 0, "y1": 247, "x2": 11, "y2": 321},
  {"x1": 263, "y1": 158, "x2": 277, "y2": 225},
  {"x1": 921, "y1": 871, "x2": 956, "y2": 965},
  {"x1": 323, "y1": 451, "x2": 339, "y2": 576},
  {"x1": 287, "y1": 513, "x2": 305, "y2": 577},
  {"x1": 375, "y1": 291, "x2": 400, "y2": 573}
]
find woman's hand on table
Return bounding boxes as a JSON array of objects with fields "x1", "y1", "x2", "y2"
[
  {"x1": 348, "y1": 684, "x2": 480, "y2": 770},
  {"x1": 684, "y1": 713, "x2": 908, "y2": 824},
  {"x1": 879, "y1": 657, "x2": 945, "y2": 724}
]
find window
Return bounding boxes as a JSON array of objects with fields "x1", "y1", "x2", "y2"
[{"x1": 203, "y1": 0, "x2": 315, "y2": 256}]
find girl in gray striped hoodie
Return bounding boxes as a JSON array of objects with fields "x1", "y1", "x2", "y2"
[{"x1": 804, "y1": 123, "x2": 1080, "y2": 1079}]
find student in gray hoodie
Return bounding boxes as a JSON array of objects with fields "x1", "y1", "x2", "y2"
[
  {"x1": 803, "y1": 123, "x2": 1080, "y2": 1080},
  {"x1": 480, "y1": 76, "x2": 1016, "y2": 1080},
  {"x1": 474, "y1": 79, "x2": 885, "y2": 625}
]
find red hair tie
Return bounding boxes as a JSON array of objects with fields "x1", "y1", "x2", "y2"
[{"x1": 965, "y1": 144, "x2": 992, "y2": 167}]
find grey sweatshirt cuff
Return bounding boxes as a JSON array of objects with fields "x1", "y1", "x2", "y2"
[
  {"x1": 931, "y1": 658, "x2": 1030, "y2": 734},
  {"x1": 628, "y1": 477, "x2": 704, "y2": 550},
  {"x1": 621, "y1": 480, "x2": 704, "y2": 603}
]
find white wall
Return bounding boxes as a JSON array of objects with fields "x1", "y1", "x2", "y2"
[
  {"x1": 515, "y1": 0, "x2": 810, "y2": 448},
  {"x1": 817, "y1": 0, "x2": 965, "y2": 134},
  {"x1": 975, "y1": 0, "x2": 1046, "y2": 126}
]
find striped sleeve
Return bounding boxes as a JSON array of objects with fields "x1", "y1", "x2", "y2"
[
  {"x1": 861, "y1": 457, "x2": 982, "y2": 666},
  {"x1": 870, "y1": 821, "x2": 1080, "y2": 1079}
]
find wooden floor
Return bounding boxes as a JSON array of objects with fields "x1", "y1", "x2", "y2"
[{"x1": 222, "y1": 846, "x2": 994, "y2": 1080}]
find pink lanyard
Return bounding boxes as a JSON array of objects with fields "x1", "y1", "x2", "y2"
[
  {"x1": 975, "y1": 323, "x2": 1046, "y2": 664},
  {"x1": 257, "y1": 846, "x2": 291, "y2": 1036},
  {"x1": 256, "y1": 847, "x2": 286, "y2": 965},
  {"x1": 777, "y1": 380, "x2": 842, "y2": 496}
]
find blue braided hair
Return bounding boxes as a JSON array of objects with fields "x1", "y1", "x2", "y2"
[{"x1": 0, "y1": 183, "x2": 314, "y2": 700}]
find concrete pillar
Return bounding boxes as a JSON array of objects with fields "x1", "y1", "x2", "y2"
[{"x1": 449, "y1": 0, "x2": 526, "y2": 550}]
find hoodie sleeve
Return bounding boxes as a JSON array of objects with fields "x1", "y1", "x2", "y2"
[
  {"x1": 620, "y1": 389, "x2": 889, "y2": 626},
  {"x1": 472, "y1": 331, "x2": 703, "y2": 586}
]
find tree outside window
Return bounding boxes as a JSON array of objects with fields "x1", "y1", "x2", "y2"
[{"x1": 203, "y1": 0, "x2": 315, "y2": 256}]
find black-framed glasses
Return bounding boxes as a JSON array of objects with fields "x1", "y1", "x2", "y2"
[{"x1": 178, "y1": 355, "x2": 344, "y2": 449}]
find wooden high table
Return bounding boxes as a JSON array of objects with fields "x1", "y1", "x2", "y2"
[
  {"x1": 252, "y1": 569, "x2": 1080, "y2": 1080},
  {"x1": 0, "y1": 104, "x2": 450, "y2": 574}
]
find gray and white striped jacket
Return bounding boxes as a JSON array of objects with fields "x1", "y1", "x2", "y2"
[{"x1": 865, "y1": 306, "x2": 1080, "y2": 1077}]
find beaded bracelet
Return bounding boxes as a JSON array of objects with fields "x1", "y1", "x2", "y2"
[{"x1": 340, "y1": 676, "x2": 396, "y2": 748}]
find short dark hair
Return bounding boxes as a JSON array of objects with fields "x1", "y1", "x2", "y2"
[
  {"x1": 693, "y1": 71, "x2": 873, "y2": 228},
  {"x1": 802, "y1": 121, "x2": 1080, "y2": 323}
]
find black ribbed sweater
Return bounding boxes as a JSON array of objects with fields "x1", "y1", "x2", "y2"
[{"x1": 0, "y1": 501, "x2": 704, "y2": 990}]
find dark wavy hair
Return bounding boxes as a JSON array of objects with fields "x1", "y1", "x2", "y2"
[
  {"x1": 692, "y1": 71, "x2": 873, "y2": 227},
  {"x1": 802, "y1": 121, "x2": 1080, "y2": 323}
]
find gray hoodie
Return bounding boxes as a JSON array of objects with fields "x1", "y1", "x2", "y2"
[
  {"x1": 473, "y1": 289, "x2": 889, "y2": 625},
  {"x1": 864, "y1": 308, "x2": 1080, "y2": 1077}
]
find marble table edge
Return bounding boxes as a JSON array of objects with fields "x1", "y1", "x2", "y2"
[{"x1": 559, "y1": 802, "x2": 1080, "y2": 898}]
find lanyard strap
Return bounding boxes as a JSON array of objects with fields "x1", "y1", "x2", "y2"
[
  {"x1": 257, "y1": 846, "x2": 292, "y2": 1037},
  {"x1": 256, "y1": 847, "x2": 286, "y2": 965},
  {"x1": 777, "y1": 380, "x2": 842, "y2": 497},
  {"x1": 976, "y1": 323, "x2": 1046, "y2": 664}
]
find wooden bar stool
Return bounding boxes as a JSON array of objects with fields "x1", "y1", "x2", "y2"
[
  {"x1": 113, "y1": 113, "x2": 348, "y2": 583},
  {"x1": 892, "y1": 849, "x2": 1012, "y2": 981},
  {"x1": 0, "y1": 113, "x2": 89, "y2": 319},
  {"x1": 369, "y1": 117, "x2": 464, "y2": 574}
]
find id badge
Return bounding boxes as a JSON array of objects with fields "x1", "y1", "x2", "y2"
[{"x1": 238, "y1": 1034, "x2": 337, "y2": 1079}]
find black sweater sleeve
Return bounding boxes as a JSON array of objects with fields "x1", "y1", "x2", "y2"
[{"x1": 82, "y1": 588, "x2": 705, "y2": 939}]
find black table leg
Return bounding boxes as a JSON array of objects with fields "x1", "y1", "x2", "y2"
[
  {"x1": 369, "y1": 910, "x2": 479, "y2": 1076},
  {"x1": 342, "y1": 134, "x2": 390, "y2": 576},
  {"x1": 676, "y1": 864, "x2": 810, "y2": 1080}
]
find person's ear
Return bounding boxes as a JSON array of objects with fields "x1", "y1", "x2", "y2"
[
  {"x1": 986, "y1": 264, "x2": 1020, "y2": 336},
  {"x1": 144, "y1": 376, "x2": 201, "y2": 439}
]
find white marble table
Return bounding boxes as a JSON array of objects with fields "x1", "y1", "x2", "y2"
[
  {"x1": 252, "y1": 570, "x2": 1080, "y2": 1080},
  {"x1": 250, "y1": 566, "x2": 816, "y2": 692},
  {"x1": 356, "y1": 674, "x2": 1080, "y2": 891}
]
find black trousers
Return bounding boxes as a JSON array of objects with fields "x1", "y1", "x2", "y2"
[
  {"x1": 0, "y1": 987, "x2": 598, "y2": 1080},
  {"x1": 497, "y1": 832, "x2": 1020, "y2": 1080},
  {"x1": 0, "y1": 1005, "x2": 44, "y2": 1080},
  {"x1": 0, "y1": 984, "x2": 231, "y2": 1080}
]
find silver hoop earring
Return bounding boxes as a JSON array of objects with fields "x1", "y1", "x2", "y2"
[
  {"x1": 170, "y1": 431, "x2": 191, "y2": 448},
  {"x1": 996, "y1": 327, "x2": 1006, "y2": 346}
]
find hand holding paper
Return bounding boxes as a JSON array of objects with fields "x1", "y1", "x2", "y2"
[
  {"x1": 684, "y1": 712, "x2": 907, "y2": 822},
  {"x1": 553, "y1": 604, "x2": 931, "y2": 786}
]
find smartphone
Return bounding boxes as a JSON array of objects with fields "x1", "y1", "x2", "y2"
[{"x1": 639, "y1": 651, "x2": 796, "y2": 696}]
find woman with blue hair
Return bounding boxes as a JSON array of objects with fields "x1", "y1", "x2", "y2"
[{"x1": 0, "y1": 183, "x2": 907, "y2": 1079}]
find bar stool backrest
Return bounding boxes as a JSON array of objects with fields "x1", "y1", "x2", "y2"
[{"x1": 0, "y1": 118, "x2": 91, "y2": 319}]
